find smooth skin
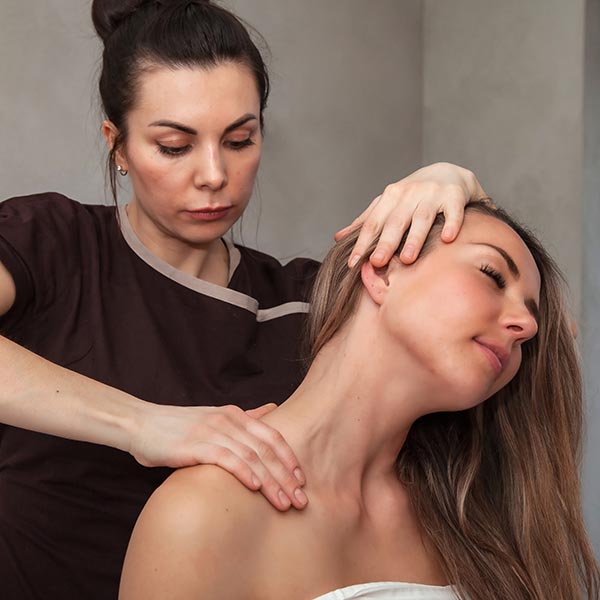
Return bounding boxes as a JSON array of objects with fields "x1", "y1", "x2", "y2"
[
  {"x1": 0, "y1": 62, "x2": 487, "y2": 512},
  {"x1": 119, "y1": 212, "x2": 540, "y2": 599}
]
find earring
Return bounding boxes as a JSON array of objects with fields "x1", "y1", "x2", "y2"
[{"x1": 116, "y1": 165, "x2": 128, "y2": 176}]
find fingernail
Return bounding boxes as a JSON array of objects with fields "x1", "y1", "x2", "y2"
[
  {"x1": 294, "y1": 467, "x2": 306, "y2": 485},
  {"x1": 251, "y1": 475, "x2": 260, "y2": 489},
  {"x1": 371, "y1": 250, "x2": 385, "y2": 263},
  {"x1": 278, "y1": 490, "x2": 291, "y2": 508},
  {"x1": 402, "y1": 245, "x2": 415, "y2": 260},
  {"x1": 349, "y1": 255, "x2": 360, "y2": 268},
  {"x1": 294, "y1": 488, "x2": 308, "y2": 506}
]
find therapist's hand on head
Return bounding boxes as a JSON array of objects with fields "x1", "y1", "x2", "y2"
[{"x1": 336, "y1": 162, "x2": 490, "y2": 268}]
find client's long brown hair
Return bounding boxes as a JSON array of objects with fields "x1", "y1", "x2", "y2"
[{"x1": 307, "y1": 202, "x2": 599, "y2": 600}]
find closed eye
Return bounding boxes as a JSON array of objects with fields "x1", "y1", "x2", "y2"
[{"x1": 480, "y1": 264, "x2": 506, "y2": 289}]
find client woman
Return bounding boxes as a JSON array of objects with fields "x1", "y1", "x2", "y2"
[{"x1": 119, "y1": 202, "x2": 599, "y2": 600}]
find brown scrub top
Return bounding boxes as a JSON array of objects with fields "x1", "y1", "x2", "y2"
[{"x1": 0, "y1": 193, "x2": 319, "y2": 599}]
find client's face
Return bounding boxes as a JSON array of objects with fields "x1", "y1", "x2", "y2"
[{"x1": 380, "y1": 212, "x2": 541, "y2": 411}]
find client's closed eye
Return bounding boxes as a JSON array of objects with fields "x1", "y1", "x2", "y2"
[{"x1": 480, "y1": 264, "x2": 506, "y2": 289}]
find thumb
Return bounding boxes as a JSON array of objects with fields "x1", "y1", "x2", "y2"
[{"x1": 246, "y1": 403, "x2": 278, "y2": 419}]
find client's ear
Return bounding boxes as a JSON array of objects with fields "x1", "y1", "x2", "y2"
[{"x1": 360, "y1": 260, "x2": 390, "y2": 306}]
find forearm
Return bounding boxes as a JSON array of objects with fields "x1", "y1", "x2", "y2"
[
  {"x1": 0, "y1": 336, "x2": 307, "y2": 509},
  {"x1": 0, "y1": 334, "x2": 143, "y2": 453}
]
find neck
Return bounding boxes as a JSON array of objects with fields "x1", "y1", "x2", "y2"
[
  {"x1": 126, "y1": 201, "x2": 229, "y2": 285},
  {"x1": 262, "y1": 307, "x2": 435, "y2": 503}
]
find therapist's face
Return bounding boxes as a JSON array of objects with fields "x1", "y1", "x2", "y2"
[{"x1": 104, "y1": 62, "x2": 262, "y2": 246}]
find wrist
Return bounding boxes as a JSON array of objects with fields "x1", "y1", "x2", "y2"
[{"x1": 86, "y1": 388, "x2": 150, "y2": 455}]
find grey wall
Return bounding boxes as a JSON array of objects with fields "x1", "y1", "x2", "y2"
[
  {"x1": 0, "y1": 1, "x2": 105, "y2": 202},
  {"x1": 423, "y1": 0, "x2": 585, "y2": 313},
  {"x1": 583, "y1": 0, "x2": 600, "y2": 557}
]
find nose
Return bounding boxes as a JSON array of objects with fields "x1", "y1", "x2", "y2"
[
  {"x1": 502, "y1": 300, "x2": 538, "y2": 344},
  {"x1": 193, "y1": 143, "x2": 227, "y2": 191}
]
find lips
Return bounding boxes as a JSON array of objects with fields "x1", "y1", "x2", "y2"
[
  {"x1": 184, "y1": 206, "x2": 233, "y2": 222},
  {"x1": 474, "y1": 338, "x2": 510, "y2": 376}
]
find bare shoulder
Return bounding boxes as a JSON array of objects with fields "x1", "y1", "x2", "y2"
[
  {"x1": 119, "y1": 465, "x2": 272, "y2": 600},
  {"x1": 161, "y1": 464, "x2": 273, "y2": 540}
]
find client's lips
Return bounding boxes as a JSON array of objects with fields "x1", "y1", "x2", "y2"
[{"x1": 474, "y1": 338, "x2": 510, "y2": 376}]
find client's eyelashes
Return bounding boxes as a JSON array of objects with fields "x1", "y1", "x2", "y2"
[{"x1": 480, "y1": 264, "x2": 506, "y2": 289}]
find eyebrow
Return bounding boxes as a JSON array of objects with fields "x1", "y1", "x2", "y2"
[
  {"x1": 148, "y1": 113, "x2": 258, "y2": 136},
  {"x1": 478, "y1": 243, "x2": 520, "y2": 278},
  {"x1": 473, "y1": 242, "x2": 540, "y2": 323}
]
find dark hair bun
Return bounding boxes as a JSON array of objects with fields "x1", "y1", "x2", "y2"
[
  {"x1": 92, "y1": 0, "x2": 152, "y2": 42},
  {"x1": 92, "y1": 0, "x2": 213, "y2": 41}
]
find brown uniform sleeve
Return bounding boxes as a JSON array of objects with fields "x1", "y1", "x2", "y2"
[{"x1": 0, "y1": 193, "x2": 88, "y2": 333}]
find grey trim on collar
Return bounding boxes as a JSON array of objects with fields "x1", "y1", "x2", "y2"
[
  {"x1": 256, "y1": 301, "x2": 310, "y2": 322},
  {"x1": 117, "y1": 204, "x2": 310, "y2": 322}
]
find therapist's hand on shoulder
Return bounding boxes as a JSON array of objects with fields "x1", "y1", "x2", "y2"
[
  {"x1": 336, "y1": 162, "x2": 489, "y2": 268},
  {"x1": 128, "y1": 402, "x2": 307, "y2": 512}
]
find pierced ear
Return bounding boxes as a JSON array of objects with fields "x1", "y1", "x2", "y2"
[
  {"x1": 360, "y1": 260, "x2": 390, "y2": 306},
  {"x1": 101, "y1": 120, "x2": 128, "y2": 170}
]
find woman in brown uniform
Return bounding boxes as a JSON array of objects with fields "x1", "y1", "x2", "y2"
[{"x1": 0, "y1": 1, "x2": 487, "y2": 598}]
